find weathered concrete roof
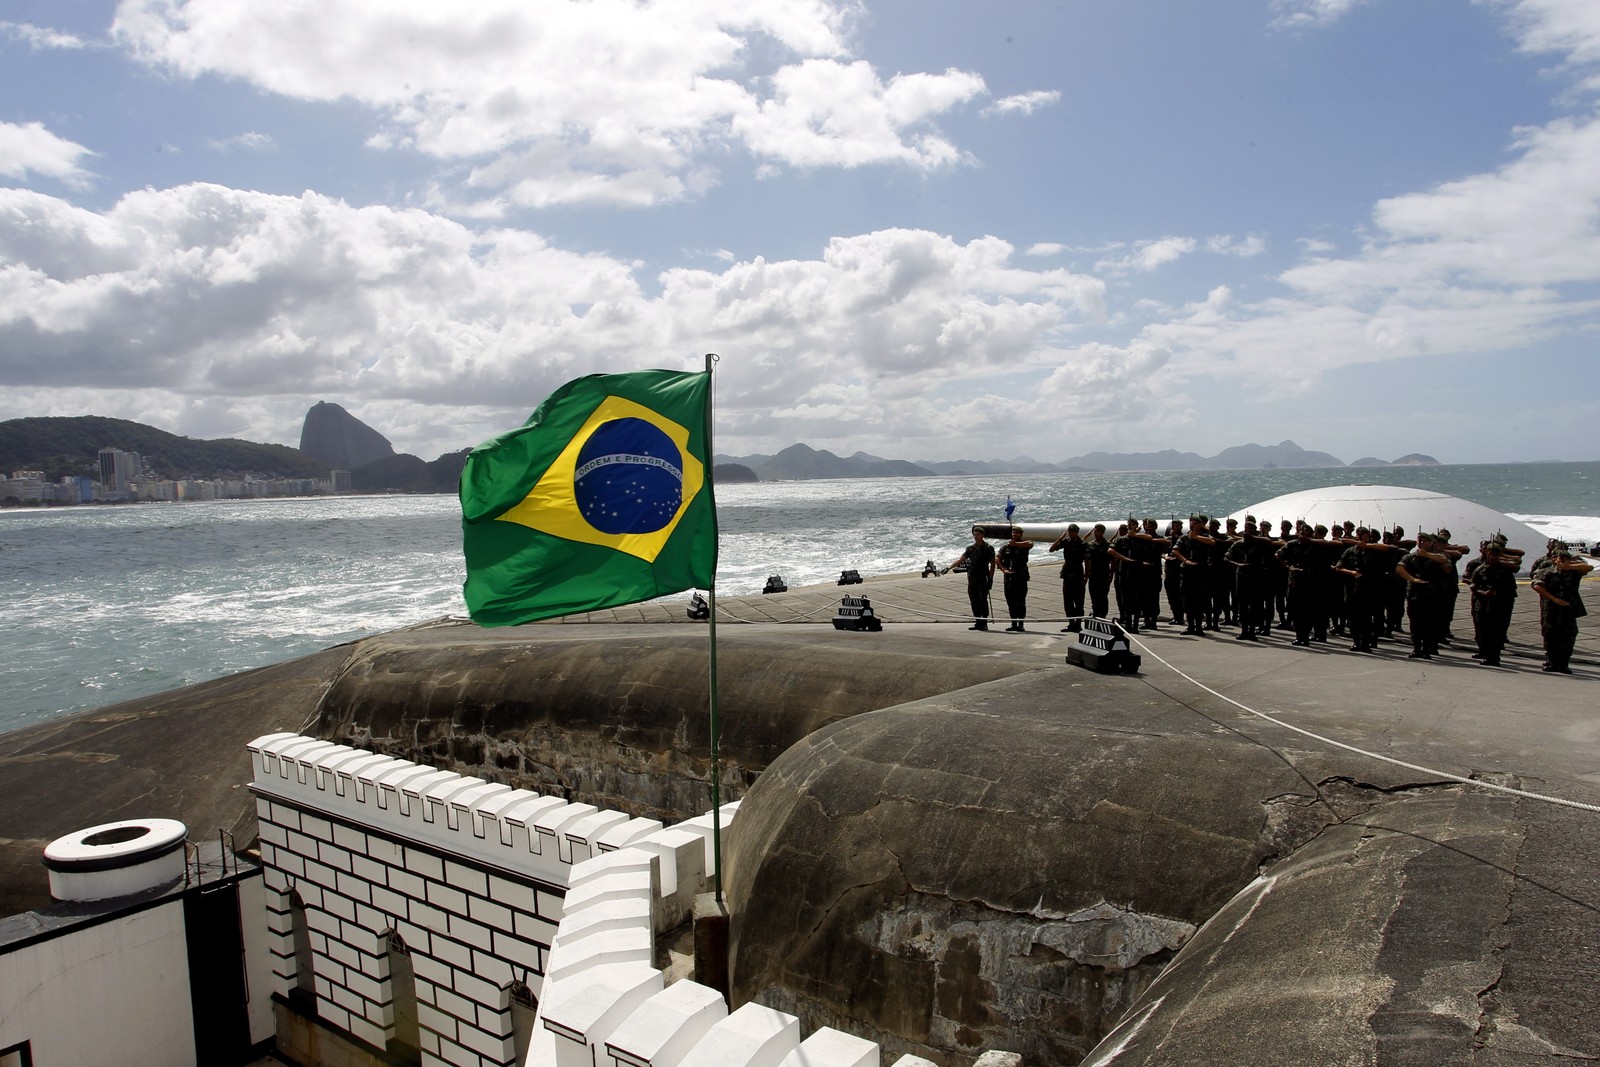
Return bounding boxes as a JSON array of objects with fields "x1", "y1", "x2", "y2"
[
  {"x1": 720, "y1": 576, "x2": 1600, "y2": 1064},
  {"x1": 1, "y1": 570, "x2": 1596, "y2": 1064}
]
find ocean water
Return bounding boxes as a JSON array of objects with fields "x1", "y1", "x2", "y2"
[{"x1": 3, "y1": 462, "x2": 1597, "y2": 735}]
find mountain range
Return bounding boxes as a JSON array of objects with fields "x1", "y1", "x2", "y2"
[
  {"x1": 0, "y1": 416, "x2": 329, "y2": 482},
  {"x1": 718, "y1": 441, "x2": 1439, "y2": 481},
  {"x1": 1, "y1": 408, "x2": 1438, "y2": 492}
]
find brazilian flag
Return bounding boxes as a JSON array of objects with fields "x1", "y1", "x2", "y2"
[{"x1": 460, "y1": 369, "x2": 717, "y2": 626}]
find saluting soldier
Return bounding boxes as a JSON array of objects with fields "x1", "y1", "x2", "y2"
[
  {"x1": 996, "y1": 526, "x2": 1035, "y2": 632},
  {"x1": 1532, "y1": 543, "x2": 1592, "y2": 673},
  {"x1": 1434, "y1": 528, "x2": 1468, "y2": 643},
  {"x1": 1278, "y1": 522, "x2": 1325, "y2": 647},
  {"x1": 1086, "y1": 524, "x2": 1113, "y2": 621},
  {"x1": 1173, "y1": 515, "x2": 1214, "y2": 637},
  {"x1": 1208, "y1": 518, "x2": 1235, "y2": 629},
  {"x1": 1467, "y1": 539, "x2": 1518, "y2": 667},
  {"x1": 1110, "y1": 520, "x2": 1141, "y2": 633},
  {"x1": 1396, "y1": 532, "x2": 1450, "y2": 659},
  {"x1": 952, "y1": 527, "x2": 997, "y2": 632},
  {"x1": 1163, "y1": 519, "x2": 1185, "y2": 627},
  {"x1": 1227, "y1": 519, "x2": 1266, "y2": 641},
  {"x1": 1137, "y1": 517, "x2": 1171, "y2": 630},
  {"x1": 1335, "y1": 528, "x2": 1397, "y2": 652},
  {"x1": 1048, "y1": 524, "x2": 1087, "y2": 633}
]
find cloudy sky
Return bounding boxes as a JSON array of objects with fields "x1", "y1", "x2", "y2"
[{"x1": 2, "y1": 0, "x2": 1597, "y2": 466}]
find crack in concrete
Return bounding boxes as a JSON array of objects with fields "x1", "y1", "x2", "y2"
[
  {"x1": 1316, "y1": 774, "x2": 1460, "y2": 796},
  {"x1": 1474, "y1": 966, "x2": 1506, "y2": 1050}
]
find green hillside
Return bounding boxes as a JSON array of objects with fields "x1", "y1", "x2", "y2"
[
  {"x1": 350, "y1": 450, "x2": 469, "y2": 493},
  {"x1": 0, "y1": 416, "x2": 330, "y2": 481}
]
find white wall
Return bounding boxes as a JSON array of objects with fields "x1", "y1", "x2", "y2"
[
  {"x1": 0, "y1": 903, "x2": 197, "y2": 1067},
  {"x1": 237, "y1": 873, "x2": 279, "y2": 1045}
]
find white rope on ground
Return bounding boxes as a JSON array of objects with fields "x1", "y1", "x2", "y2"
[
  {"x1": 715, "y1": 598, "x2": 842, "y2": 624},
  {"x1": 1121, "y1": 629, "x2": 1600, "y2": 815},
  {"x1": 879, "y1": 604, "x2": 1001, "y2": 622}
]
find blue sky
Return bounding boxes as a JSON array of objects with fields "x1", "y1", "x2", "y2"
[{"x1": 2, "y1": 0, "x2": 1597, "y2": 465}]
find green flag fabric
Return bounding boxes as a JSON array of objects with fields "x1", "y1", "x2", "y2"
[{"x1": 460, "y1": 369, "x2": 717, "y2": 626}]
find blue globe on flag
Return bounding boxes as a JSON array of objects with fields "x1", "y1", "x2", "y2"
[{"x1": 573, "y1": 417, "x2": 685, "y2": 535}]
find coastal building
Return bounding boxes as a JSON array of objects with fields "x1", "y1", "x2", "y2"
[
  {"x1": 63, "y1": 475, "x2": 91, "y2": 504},
  {"x1": 1, "y1": 471, "x2": 45, "y2": 502},
  {"x1": 0, "y1": 473, "x2": 96, "y2": 505},
  {"x1": 98, "y1": 447, "x2": 141, "y2": 497}
]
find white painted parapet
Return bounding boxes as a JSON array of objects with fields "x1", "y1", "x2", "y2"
[
  {"x1": 604, "y1": 979, "x2": 728, "y2": 1067},
  {"x1": 247, "y1": 734, "x2": 883, "y2": 1067},
  {"x1": 781, "y1": 1029, "x2": 880, "y2": 1067},
  {"x1": 678, "y1": 1002, "x2": 801, "y2": 1067},
  {"x1": 542, "y1": 962, "x2": 665, "y2": 1067},
  {"x1": 531, "y1": 801, "x2": 886, "y2": 1067}
]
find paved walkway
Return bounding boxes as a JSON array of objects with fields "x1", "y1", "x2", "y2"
[{"x1": 547, "y1": 569, "x2": 1598, "y2": 676}]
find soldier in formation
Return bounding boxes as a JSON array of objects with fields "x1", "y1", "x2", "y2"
[
  {"x1": 1395, "y1": 532, "x2": 1453, "y2": 659},
  {"x1": 1531, "y1": 543, "x2": 1592, "y2": 673},
  {"x1": 996, "y1": 527, "x2": 1035, "y2": 633},
  {"x1": 1171, "y1": 515, "x2": 1214, "y2": 637},
  {"x1": 1209, "y1": 518, "x2": 1237, "y2": 629},
  {"x1": 1277, "y1": 522, "x2": 1334, "y2": 646},
  {"x1": 1048, "y1": 524, "x2": 1087, "y2": 633},
  {"x1": 951, "y1": 527, "x2": 996, "y2": 632},
  {"x1": 1086, "y1": 525, "x2": 1112, "y2": 621},
  {"x1": 1137, "y1": 518, "x2": 1171, "y2": 629},
  {"x1": 1109, "y1": 521, "x2": 1141, "y2": 633},
  {"x1": 1163, "y1": 519, "x2": 1186, "y2": 628},
  {"x1": 962, "y1": 518, "x2": 1587, "y2": 674},
  {"x1": 1465, "y1": 536, "x2": 1520, "y2": 666}
]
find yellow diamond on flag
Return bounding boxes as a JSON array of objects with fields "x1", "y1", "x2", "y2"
[{"x1": 496, "y1": 394, "x2": 706, "y2": 563}]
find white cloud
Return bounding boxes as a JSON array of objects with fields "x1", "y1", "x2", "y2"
[
  {"x1": 1026, "y1": 243, "x2": 1066, "y2": 257},
  {"x1": 0, "y1": 21, "x2": 89, "y2": 49},
  {"x1": 1038, "y1": 341, "x2": 1174, "y2": 421},
  {"x1": 0, "y1": 122, "x2": 96, "y2": 187},
  {"x1": 1289, "y1": 115, "x2": 1600, "y2": 295},
  {"x1": 0, "y1": 185, "x2": 1105, "y2": 457},
  {"x1": 210, "y1": 132, "x2": 277, "y2": 153},
  {"x1": 1096, "y1": 236, "x2": 1196, "y2": 275},
  {"x1": 1269, "y1": 0, "x2": 1373, "y2": 31},
  {"x1": 735, "y1": 60, "x2": 984, "y2": 169},
  {"x1": 1499, "y1": 0, "x2": 1600, "y2": 93},
  {"x1": 1128, "y1": 112, "x2": 1600, "y2": 391},
  {"x1": 1205, "y1": 234, "x2": 1266, "y2": 257},
  {"x1": 1099, "y1": 2, "x2": 1600, "y2": 405},
  {"x1": 984, "y1": 90, "x2": 1061, "y2": 117},
  {"x1": 111, "y1": 0, "x2": 986, "y2": 208}
]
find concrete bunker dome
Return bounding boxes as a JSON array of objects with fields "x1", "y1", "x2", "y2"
[
  {"x1": 720, "y1": 687, "x2": 1417, "y2": 1065},
  {"x1": 1227, "y1": 484, "x2": 1549, "y2": 571}
]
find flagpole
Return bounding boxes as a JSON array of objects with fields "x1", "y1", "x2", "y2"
[{"x1": 704, "y1": 352, "x2": 724, "y2": 905}]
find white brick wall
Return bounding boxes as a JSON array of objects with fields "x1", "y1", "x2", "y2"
[
  {"x1": 251, "y1": 733, "x2": 598, "y2": 1067},
  {"x1": 248, "y1": 732, "x2": 881, "y2": 1067}
]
